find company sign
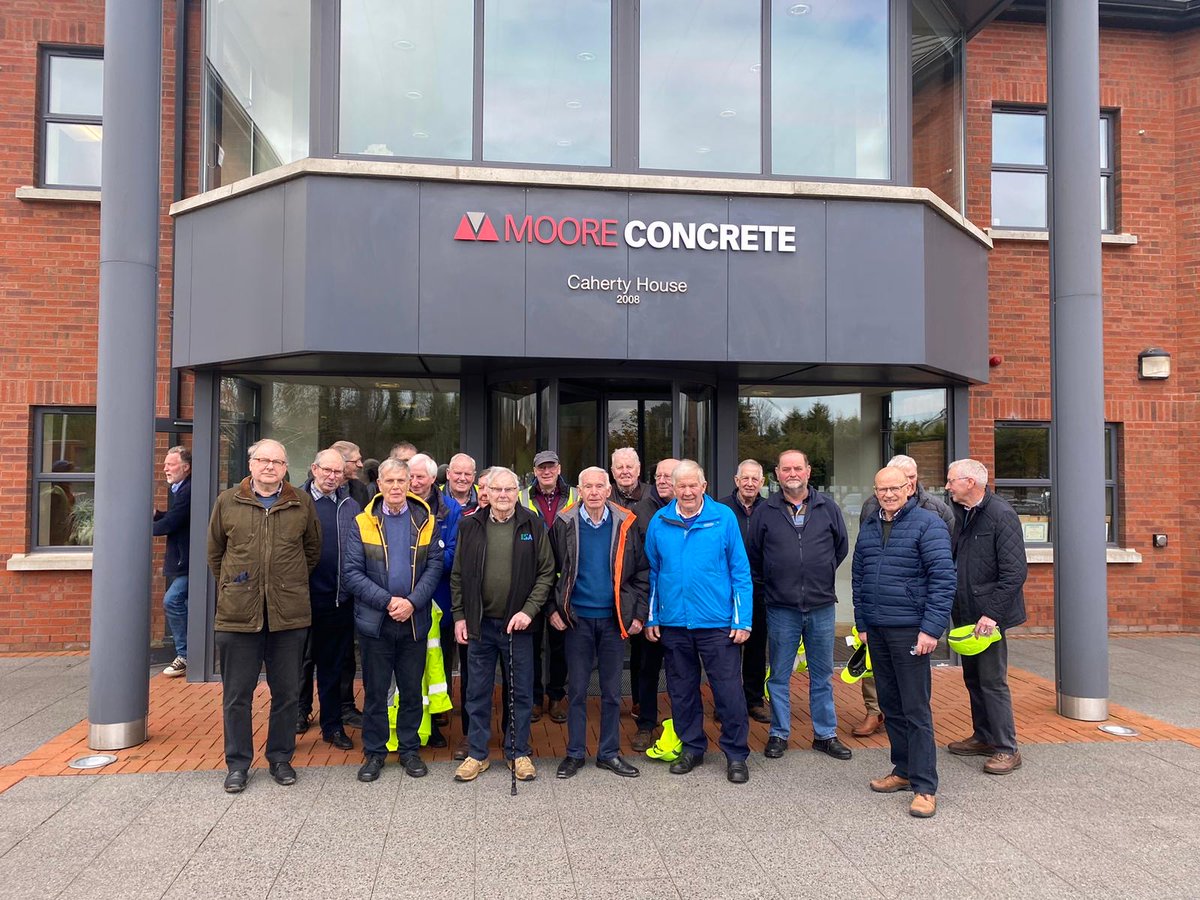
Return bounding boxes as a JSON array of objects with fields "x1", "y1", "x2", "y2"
[{"x1": 454, "y1": 211, "x2": 796, "y2": 253}]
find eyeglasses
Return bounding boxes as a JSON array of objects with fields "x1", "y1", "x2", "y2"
[
  {"x1": 946, "y1": 476, "x2": 971, "y2": 485},
  {"x1": 874, "y1": 485, "x2": 907, "y2": 495},
  {"x1": 313, "y1": 464, "x2": 342, "y2": 477},
  {"x1": 251, "y1": 457, "x2": 286, "y2": 468},
  {"x1": 489, "y1": 486, "x2": 518, "y2": 494}
]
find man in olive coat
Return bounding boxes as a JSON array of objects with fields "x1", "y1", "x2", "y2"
[{"x1": 207, "y1": 438, "x2": 321, "y2": 793}]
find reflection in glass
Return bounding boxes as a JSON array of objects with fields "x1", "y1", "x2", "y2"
[
  {"x1": 341, "y1": 0, "x2": 473, "y2": 160},
  {"x1": 38, "y1": 481, "x2": 95, "y2": 547},
  {"x1": 607, "y1": 398, "x2": 672, "y2": 476},
  {"x1": 559, "y1": 393, "x2": 599, "y2": 485},
  {"x1": 491, "y1": 381, "x2": 542, "y2": 483},
  {"x1": 911, "y1": 0, "x2": 962, "y2": 209},
  {"x1": 40, "y1": 412, "x2": 97, "y2": 473},
  {"x1": 994, "y1": 485, "x2": 1052, "y2": 543},
  {"x1": 679, "y1": 385, "x2": 713, "y2": 478},
  {"x1": 890, "y1": 388, "x2": 949, "y2": 502},
  {"x1": 49, "y1": 56, "x2": 103, "y2": 117},
  {"x1": 991, "y1": 171, "x2": 1047, "y2": 228},
  {"x1": 992, "y1": 112, "x2": 1045, "y2": 166},
  {"x1": 773, "y1": 0, "x2": 888, "y2": 180},
  {"x1": 640, "y1": 1, "x2": 760, "y2": 173},
  {"x1": 205, "y1": 0, "x2": 309, "y2": 188},
  {"x1": 994, "y1": 425, "x2": 1049, "y2": 480},
  {"x1": 484, "y1": 0, "x2": 611, "y2": 166},
  {"x1": 44, "y1": 122, "x2": 103, "y2": 188}
]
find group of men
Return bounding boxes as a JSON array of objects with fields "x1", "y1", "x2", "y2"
[{"x1": 190, "y1": 437, "x2": 1027, "y2": 819}]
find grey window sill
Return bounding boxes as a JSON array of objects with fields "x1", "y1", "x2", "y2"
[
  {"x1": 987, "y1": 228, "x2": 1138, "y2": 246},
  {"x1": 1026, "y1": 547, "x2": 1142, "y2": 565},
  {"x1": 6, "y1": 552, "x2": 93, "y2": 571},
  {"x1": 15, "y1": 186, "x2": 101, "y2": 203}
]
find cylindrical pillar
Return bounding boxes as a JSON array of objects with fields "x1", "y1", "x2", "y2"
[
  {"x1": 88, "y1": 0, "x2": 163, "y2": 749},
  {"x1": 1047, "y1": 0, "x2": 1109, "y2": 721}
]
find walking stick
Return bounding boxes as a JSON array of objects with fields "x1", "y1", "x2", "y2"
[{"x1": 508, "y1": 627, "x2": 518, "y2": 797}]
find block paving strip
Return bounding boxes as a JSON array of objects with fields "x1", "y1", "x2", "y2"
[{"x1": 0, "y1": 645, "x2": 1195, "y2": 792}]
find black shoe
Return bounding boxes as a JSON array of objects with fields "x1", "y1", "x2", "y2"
[
  {"x1": 727, "y1": 760, "x2": 750, "y2": 784},
  {"x1": 400, "y1": 754, "x2": 428, "y2": 778},
  {"x1": 764, "y1": 736, "x2": 788, "y2": 759},
  {"x1": 426, "y1": 730, "x2": 448, "y2": 749},
  {"x1": 342, "y1": 708, "x2": 364, "y2": 730},
  {"x1": 357, "y1": 754, "x2": 385, "y2": 782},
  {"x1": 323, "y1": 730, "x2": 353, "y2": 751},
  {"x1": 223, "y1": 769, "x2": 248, "y2": 793},
  {"x1": 432, "y1": 712, "x2": 450, "y2": 727},
  {"x1": 596, "y1": 756, "x2": 640, "y2": 778},
  {"x1": 669, "y1": 752, "x2": 704, "y2": 775},
  {"x1": 557, "y1": 756, "x2": 586, "y2": 779},
  {"x1": 748, "y1": 704, "x2": 771, "y2": 724},
  {"x1": 812, "y1": 736, "x2": 853, "y2": 760},
  {"x1": 268, "y1": 761, "x2": 297, "y2": 786},
  {"x1": 295, "y1": 715, "x2": 311, "y2": 735}
]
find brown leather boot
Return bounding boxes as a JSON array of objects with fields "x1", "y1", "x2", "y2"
[
  {"x1": 852, "y1": 713, "x2": 884, "y2": 737},
  {"x1": 984, "y1": 751, "x2": 1023, "y2": 775},
  {"x1": 631, "y1": 728, "x2": 656, "y2": 752}
]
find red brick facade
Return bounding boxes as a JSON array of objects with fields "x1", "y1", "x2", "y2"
[{"x1": 0, "y1": 5, "x2": 1194, "y2": 649}]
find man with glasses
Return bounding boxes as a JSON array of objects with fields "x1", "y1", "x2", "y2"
[
  {"x1": 207, "y1": 439, "x2": 321, "y2": 793},
  {"x1": 332, "y1": 440, "x2": 372, "y2": 507},
  {"x1": 748, "y1": 450, "x2": 850, "y2": 761},
  {"x1": 944, "y1": 458, "x2": 1027, "y2": 775},
  {"x1": 852, "y1": 466, "x2": 954, "y2": 818}
]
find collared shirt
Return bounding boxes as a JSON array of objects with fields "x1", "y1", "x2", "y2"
[
  {"x1": 382, "y1": 499, "x2": 409, "y2": 517},
  {"x1": 170, "y1": 480, "x2": 183, "y2": 494},
  {"x1": 580, "y1": 504, "x2": 611, "y2": 529},
  {"x1": 310, "y1": 482, "x2": 336, "y2": 503}
]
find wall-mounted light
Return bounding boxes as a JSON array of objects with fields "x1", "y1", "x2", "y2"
[{"x1": 1137, "y1": 347, "x2": 1171, "y2": 380}]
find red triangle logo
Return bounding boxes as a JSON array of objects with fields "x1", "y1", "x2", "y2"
[{"x1": 454, "y1": 211, "x2": 499, "y2": 242}]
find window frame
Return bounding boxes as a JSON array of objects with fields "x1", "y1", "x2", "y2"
[
  {"x1": 993, "y1": 421, "x2": 1119, "y2": 547},
  {"x1": 37, "y1": 45, "x2": 104, "y2": 190},
  {"x1": 990, "y1": 105, "x2": 1116, "y2": 234},
  {"x1": 30, "y1": 407, "x2": 98, "y2": 552}
]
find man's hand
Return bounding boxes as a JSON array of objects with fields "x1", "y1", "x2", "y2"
[
  {"x1": 388, "y1": 597, "x2": 414, "y2": 622},
  {"x1": 730, "y1": 628, "x2": 750, "y2": 645},
  {"x1": 858, "y1": 631, "x2": 868, "y2": 644},
  {"x1": 974, "y1": 615, "x2": 997, "y2": 638},
  {"x1": 549, "y1": 611, "x2": 567, "y2": 631},
  {"x1": 628, "y1": 619, "x2": 643, "y2": 636},
  {"x1": 454, "y1": 619, "x2": 468, "y2": 645},
  {"x1": 913, "y1": 632, "x2": 938, "y2": 655},
  {"x1": 644, "y1": 625, "x2": 660, "y2": 642},
  {"x1": 507, "y1": 611, "x2": 532, "y2": 633}
]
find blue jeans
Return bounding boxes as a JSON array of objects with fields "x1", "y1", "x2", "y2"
[
  {"x1": 765, "y1": 603, "x2": 837, "y2": 741},
  {"x1": 871, "y1": 625, "x2": 937, "y2": 795},
  {"x1": 163, "y1": 575, "x2": 189, "y2": 659},
  {"x1": 564, "y1": 616, "x2": 625, "y2": 759},
  {"x1": 465, "y1": 618, "x2": 534, "y2": 761}
]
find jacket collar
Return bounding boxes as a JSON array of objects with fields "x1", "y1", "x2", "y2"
[
  {"x1": 724, "y1": 491, "x2": 764, "y2": 514},
  {"x1": 765, "y1": 488, "x2": 825, "y2": 511},
  {"x1": 235, "y1": 476, "x2": 300, "y2": 506},
  {"x1": 879, "y1": 495, "x2": 919, "y2": 521},
  {"x1": 556, "y1": 499, "x2": 632, "y2": 527},
  {"x1": 367, "y1": 491, "x2": 431, "y2": 522}
]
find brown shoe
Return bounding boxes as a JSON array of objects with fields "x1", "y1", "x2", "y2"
[
  {"x1": 548, "y1": 699, "x2": 568, "y2": 724},
  {"x1": 452, "y1": 738, "x2": 470, "y2": 761},
  {"x1": 747, "y1": 704, "x2": 771, "y2": 724},
  {"x1": 530, "y1": 703, "x2": 543, "y2": 724},
  {"x1": 631, "y1": 703, "x2": 641, "y2": 719},
  {"x1": 947, "y1": 737, "x2": 995, "y2": 757},
  {"x1": 454, "y1": 756, "x2": 490, "y2": 782},
  {"x1": 631, "y1": 728, "x2": 656, "y2": 752},
  {"x1": 852, "y1": 713, "x2": 884, "y2": 737},
  {"x1": 984, "y1": 751, "x2": 1023, "y2": 775},
  {"x1": 509, "y1": 756, "x2": 537, "y2": 781},
  {"x1": 869, "y1": 774, "x2": 912, "y2": 793},
  {"x1": 910, "y1": 793, "x2": 937, "y2": 818}
]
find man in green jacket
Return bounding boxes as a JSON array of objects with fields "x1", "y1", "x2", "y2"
[{"x1": 207, "y1": 438, "x2": 321, "y2": 794}]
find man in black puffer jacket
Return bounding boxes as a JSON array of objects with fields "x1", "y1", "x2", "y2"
[{"x1": 945, "y1": 458, "x2": 1028, "y2": 776}]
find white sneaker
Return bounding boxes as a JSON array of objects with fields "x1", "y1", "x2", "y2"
[{"x1": 163, "y1": 656, "x2": 187, "y2": 677}]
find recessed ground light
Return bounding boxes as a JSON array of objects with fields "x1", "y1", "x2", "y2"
[
  {"x1": 577, "y1": 51, "x2": 595, "y2": 62},
  {"x1": 556, "y1": 139, "x2": 573, "y2": 147},
  {"x1": 696, "y1": 146, "x2": 711, "y2": 154},
  {"x1": 788, "y1": 3, "x2": 812, "y2": 15},
  {"x1": 412, "y1": 131, "x2": 429, "y2": 139},
  {"x1": 719, "y1": 109, "x2": 736, "y2": 118},
  {"x1": 1098, "y1": 724, "x2": 1139, "y2": 737},
  {"x1": 392, "y1": 39, "x2": 415, "y2": 50},
  {"x1": 69, "y1": 754, "x2": 118, "y2": 770},
  {"x1": 565, "y1": 99, "x2": 583, "y2": 109},
  {"x1": 405, "y1": 90, "x2": 423, "y2": 100}
]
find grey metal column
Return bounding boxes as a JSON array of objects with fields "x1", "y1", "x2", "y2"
[
  {"x1": 1047, "y1": 0, "x2": 1108, "y2": 721},
  {"x1": 186, "y1": 371, "x2": 218, "y2": 683},
  {"x1": 88, "y1": 0, "x2": 163, "y2": 749}
]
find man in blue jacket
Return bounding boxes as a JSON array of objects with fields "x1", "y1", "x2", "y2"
[
  {"x1": 852, "y1": 466, "x2": 955, "y2": 818},
  {"x1": 342, "y1": 458, "x2": 444, "y2": 783},
  {"x1": 645, "y1": 460, "x2": 754, "y2": 784},
  {"x1": 748, "y1": 450, "x2": 850, "y2": 761}
]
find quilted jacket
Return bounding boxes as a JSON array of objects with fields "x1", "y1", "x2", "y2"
[{"x1": 950, "y1": 489, "x2": 1028, "y2": 630}]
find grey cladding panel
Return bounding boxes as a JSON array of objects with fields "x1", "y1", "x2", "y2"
[
  {"x1": 522, "y1": 189, "x2": 630, "y2": 360},
  {"x1": 726, "y1": 197, "x2": 826, "y2": 364},
  {"x1": 825, "y1": 203, "x2": 926, "y2": 365},
  {"x1": 418, "y1": 183, "x2": 528, "y2": 357},
  {"x1": 302, "y1": 178, "x2": 421, "y2": 355},
  {"x1": 172, "y1": 218, "x2": 192, "y2": 366},
  {"x1": 923, "y1": 208, "x2": 989, "y2": 382}
]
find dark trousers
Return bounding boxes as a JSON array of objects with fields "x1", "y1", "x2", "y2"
[
  {"x1": 300, "y1": 607, "x2": 359, "y2": 718},
  {"x1": 960, "y1": 632, "x2": 1017, "y2": 754},
  {"x1": 216, "y1": 625, "x2": 307, "y2": 772},
  {"x1": 632, "y1": 633, "x2": 666, "y2": 730},
  {"x1": 742, "y1": 595, "x2": 769, "y2": 707},
  {"x1": 564, "y1": 616, "x2": 625, "y2": 759},
  {"x1": 660, "y1": 626, "x2": 749, "y2": 761},
  {"x1": 340, "y1": 632, "x2": 359, "y2": 714},
  {"x1": 437, "y1": 614, "x2": 460, "y2": 736},
  {"x1": 359, "y1": 617, "x2": 426, "y2": 758},
  {"x1": 466, "y1": 617, "x2": 534, "y2": 761},
  {"x1": 533, "y1": 614, "x2": 567, "y2": 704},
  {"x1": 311, "y1": 604, "x2": 353, "y2": 738},
  {"x1": 871, "y1": 625, "x2": 938, "y2": 796}
]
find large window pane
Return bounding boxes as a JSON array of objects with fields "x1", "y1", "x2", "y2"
[
  {"x1": 911, "y1": 0, "x2": 962, "y2": 209},
  {"x1": 49, "y1": 56, "x2": 103, "y2": 117},
  {"x1": 491, "y1": 381, "x2": 543, "y2": 483},
  {"x1": 40, "y1": 412, "x2": 97, "y2": 473},
  {"x1": 994, "y1": 425, "x2": 1049, "y2": 480},
  {"x1": 991, "y1": 171, "x2": 1047, "y2": 228},
  {"x1": 773, "y1": 0, "x2": 889, "y2": 180},
  {"x1": 890, "y1": 388, "x2": 948, "y2": 500},
  {"x1": 992, "y1": 112, "x2": 1045, "y2": 166},
  {"x1": 44, "y1": 122, "x2": 103, "y2": 188},
  {"x1": 340, "y1": 0, "x2": 474, "y2": 160},
  {"x1": 640, "y1": 1, "x2": 760, "y2": 173},
  {"x1": 484, "y1": 0, "x2": 611, "y2": 166},
  {"x1": 34, "y1": 410, "x2": 96, "y2": 548}
]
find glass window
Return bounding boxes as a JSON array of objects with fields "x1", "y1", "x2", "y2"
[
  {"x1": 640, "y1": 1, "x2": 760, "y2": 173},
  {"x1": 889, "y1": 388, "x2": 949, "y2": 502},
  {"x1": 483, "y1": 0, "x2": 611, "y2": 166},
  {"x1": 205, "y1": 0, "x2": 310, "y2": 189},
  {"x1": 490, "y1": 381, "x2": 545, "y2": 484},
  {"x1": 910, "y1": 0, "x2": 962, "y2": 209},
  {"x1": 772, "y1": 0, "x2": 889, "y2": 180},
  {"x1": 340, "y1": 0, "x2": 474, "y2": 160},
  {"x1": 40, "y1": 50, "x2": 103, "y2": 188},
  {"x1": 32, "y1": 409, "x2": 97, "y2": 548},
  {"x1": 679, "y1": 384, "x2": 713, "y2": 477}
]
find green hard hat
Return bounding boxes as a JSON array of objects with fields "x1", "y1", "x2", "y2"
[
  {"x1": 947, "y1": 624, "x2": 1002, "y2": 656},
  {"x1": 645, "y1": 718, "x2": 682, "y2": 761}
]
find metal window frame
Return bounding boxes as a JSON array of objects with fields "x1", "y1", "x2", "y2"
[
  {"x1": 30, "y1": 406, "x2": 98, "y2": 551},
  {"x1": 36, "y1": 45, "x2": 104, "y2": 190}
]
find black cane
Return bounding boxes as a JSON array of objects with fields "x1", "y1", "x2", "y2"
[{"x1": 508, "y1": 626, "x2": 518, "y2": 796}]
